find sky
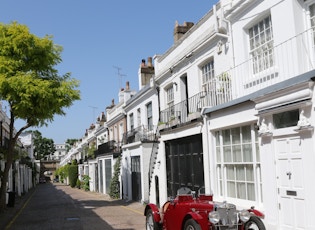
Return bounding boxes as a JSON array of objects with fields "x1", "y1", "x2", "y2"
[{"x1": 0, "y1": 0, "x2": 217, "y2": 144}]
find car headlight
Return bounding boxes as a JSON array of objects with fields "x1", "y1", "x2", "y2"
[
  {"x1": 208, "y1": 211, "x2": 220, "y2": 224},
  {"x1": 239, "y1": 210, "x2": 250, "y2": 222}
]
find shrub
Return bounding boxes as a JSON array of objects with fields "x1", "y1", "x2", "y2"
[
  {"x1": 81, "y1": 175, "x2": 90, "y2": 191},
  {"x1": 109, "y1": 156, "x2": 121, "y2": 199},
  {"x1": 68, "y1": 165, "x2": 78, "y2": 188},
  {"x1": 76, "y1": 178, "x2": 81, "y2": 189}
]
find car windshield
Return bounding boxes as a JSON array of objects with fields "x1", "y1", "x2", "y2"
[{"x1": 177, "y1": 187, "x2": 192, "y2": 195}]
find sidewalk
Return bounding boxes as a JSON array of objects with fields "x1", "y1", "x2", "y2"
[{"x1": 0, "y1": 187, "x2": 36, "y2": 230}]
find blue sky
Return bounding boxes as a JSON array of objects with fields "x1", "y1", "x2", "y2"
[{"x1": 0, "y1": 0, "x2": 217, "y2": 143}]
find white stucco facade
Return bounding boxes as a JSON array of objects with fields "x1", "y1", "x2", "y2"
[{"x1": 59, "y1": 1, "x2": 315, "y2": 229}]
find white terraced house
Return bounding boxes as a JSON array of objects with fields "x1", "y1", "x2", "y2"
[
  {"x1": 148, "y1": 0, "x2": 315, "y2": 229},
  {"x1": 59, "y1": 1, "x2": 315, "y2": 229}
]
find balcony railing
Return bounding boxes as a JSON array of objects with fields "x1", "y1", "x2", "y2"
[
  {"x1": 230, "y1": 27, "x2": 315, "y2": 97},
  {"x1": 123, "y1": 125, "x2": 157, "y2": 144},
  {"x1": 94, "y1": 140, "x2": 122, "y2": 156},
  {"x1": 160, "y1": 28, "x2": 315, "y2": 126}
]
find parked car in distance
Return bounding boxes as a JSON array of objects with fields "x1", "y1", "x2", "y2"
[
  {"x1": 144, "y1": 187, "x2": 266, "y2": 230},
  {"x1": 39, "y1": 177, "x2": 46, "y2": 183}
]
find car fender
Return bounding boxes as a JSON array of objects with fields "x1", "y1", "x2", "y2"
[
  {"x1": 144, "y1": 203, "x2": 161, "y2": 223},
  {"x1": 248, "y1": 208, "x2": 265, "y2": 219},
  {"x1": 183, "y1": 212, "x2": 208, "y2": 229}
]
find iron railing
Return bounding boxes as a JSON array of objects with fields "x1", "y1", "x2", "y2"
[
  {"x1": 123, "y1": 125, "x2": 157, "y2": 144},
  {"x1": 94, "y1": 140, "x2": 122, "y2": 157}
]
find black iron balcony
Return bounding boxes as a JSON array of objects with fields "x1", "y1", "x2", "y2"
[
  {"x1": 159, "y1": 85, "x2": 231, "y2": 127},
  {"x1": 96, "y1": 140, "x2": 121, "y2": 155},
  {"x1": 123, "y1": 125, "x2": 157, "y2": 144}
]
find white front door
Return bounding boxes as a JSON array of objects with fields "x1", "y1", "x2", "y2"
[{"x1": 275, "y1": 136, "x2": 306, "y2": 230}]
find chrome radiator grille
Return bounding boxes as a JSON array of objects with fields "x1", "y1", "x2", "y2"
[{"x1": 216, "y1": 203, "x2": 238, "y2": 228}]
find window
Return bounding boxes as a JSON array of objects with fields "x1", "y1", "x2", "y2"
[
  {"x1": 129, "y1": 113, "x2": 134, "y2": 130},
  {"x1": 249, "y1": 15, "x2": 274, "y2": 74},
  {"x1": 215, "y1": 125, "x2": 262, "y2": 202},
  {"x1": 167, "y1": 86, "x2": 174, "y2": 105},
  {"x1": 201, "y1": 60, "x2": 215, "y2": 92},
  {"x1": 147, "y1": 102, "x2": 153, "y2": 130},
  {"x1": 165, "y1": 86, "x2": 175, "y2": 119},
  {"x1": 137, "y1": 108, "x2": 141, "y2": 127},
  {"x1": 131, "y1": 156, "x2": 141, "y2": 173},
  {"x1": 273, "y1": 109, "x2": 299, "y2": 129}
]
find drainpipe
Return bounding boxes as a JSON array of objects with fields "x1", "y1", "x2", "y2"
[
  {"x1": 156, "y1": 86, "x2": 160, "y2": 122},
  {"x1": 201, "y1": 107, "x2": 212, "y2": 194}
]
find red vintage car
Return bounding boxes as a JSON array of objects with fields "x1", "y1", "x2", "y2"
[{"x1": 144, "y1": 187, "x2": 265, "y2": 230}]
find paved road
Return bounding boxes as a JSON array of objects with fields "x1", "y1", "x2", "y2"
[{"x1": 4, "y1": 183, "x2": 146, "y2": 230}]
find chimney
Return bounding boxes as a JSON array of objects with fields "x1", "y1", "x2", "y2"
[
  {"x1": 126, "y1": 81, "x2": 130, "y2": 91},
  {"x1": 147, "y1": 57, "x2": 153, "y2": 68},
  {"x1": 139, "y1": 57, "x2": 155, "y2": 89},
  {"x1": 174, "y1": 21, "x2": 194, "y2": 43}
]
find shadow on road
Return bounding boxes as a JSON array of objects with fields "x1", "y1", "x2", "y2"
[{"x1": 2, "y1": 183, "x2": 144, "y2": 230}]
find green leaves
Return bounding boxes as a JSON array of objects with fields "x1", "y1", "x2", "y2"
[
  {"x1": 0, "y1": 22, "x2": 62, "y2": 79},
  {"x1": 0, "y1": 21, "x2": 80, "y2": 127}
]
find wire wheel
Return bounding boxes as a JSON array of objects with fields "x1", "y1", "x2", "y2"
[{"x1": 145, "y1": 209, "x2": 159, "y2": 230}]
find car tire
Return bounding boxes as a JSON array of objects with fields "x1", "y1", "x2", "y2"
[
  {"x1": 184, "y1": 219, "x2": 201, "y2": 230},
  {"x1": 145, "y1": 209, "x2": 160, "y2": 230},
  {"x1": 244, "y1": 216, "x2": 266, "y2": 230}
]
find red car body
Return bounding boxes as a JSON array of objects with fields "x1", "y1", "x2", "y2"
[{"x1": 144, "y1": 187, "x2": 265, "y2": 230}]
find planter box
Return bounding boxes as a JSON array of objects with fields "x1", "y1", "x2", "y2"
[
  {"x1": 169, "y1": 118, "x2": 180, "y2": 127},
  {"x1": 158, "y1": 123, "x2": 166, "y2": 130},
  {"x1": 188, "y1": 112, "x2": 201, "y2": 121}
]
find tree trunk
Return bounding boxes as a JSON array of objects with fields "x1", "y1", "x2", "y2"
[{"x1": 0, "y1": 157, "x2": 13, "y2": 212}]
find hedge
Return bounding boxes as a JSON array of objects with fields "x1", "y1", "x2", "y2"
[{"x1": 67, "y1": 165, "x2": 78, "y2": 188}]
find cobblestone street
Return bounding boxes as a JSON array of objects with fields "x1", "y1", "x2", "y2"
[{"x1": 0, "y1": 183, "x2": 146, "y2": 230}]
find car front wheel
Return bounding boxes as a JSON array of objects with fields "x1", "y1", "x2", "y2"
[
  {"x1": 145, "y1": 209, "x2": 160, "y2": 230},
  {"x1": 244, "y1": 216, "x2": 266, "y2": 230},
  {"x1": 184, "y1": 219, "x2": 201, "y2": 230}
]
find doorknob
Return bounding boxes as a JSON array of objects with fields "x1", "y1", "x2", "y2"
[{"x1": 286, "y1": 172, "x2": 292, "y2": 180}]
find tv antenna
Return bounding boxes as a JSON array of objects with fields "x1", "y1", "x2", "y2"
[
  {"x1": 113, "y1": 66, "x2": 126, "y2": 90},
  {"x1": 88, "y1": 106, "x2": 98, "y2": 123}
]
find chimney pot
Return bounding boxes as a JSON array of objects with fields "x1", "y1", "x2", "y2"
[{"x1": 141, "y1": 59, "x2": 146, "y2": 67}]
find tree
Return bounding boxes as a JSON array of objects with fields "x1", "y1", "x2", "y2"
[
  {"x1": 0, "y1": 22, "x2": 80, "y2": 211},
  {"x1": 33, "y1": 130, "x2": 56, "y2": 160}
]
